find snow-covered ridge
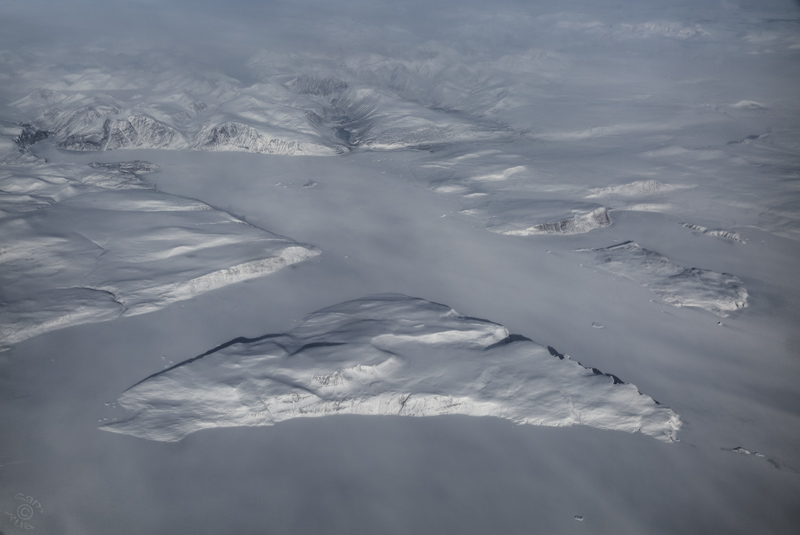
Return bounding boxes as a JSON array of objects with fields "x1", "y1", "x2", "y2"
[
  {"x1": 591, "y1": 242, "x2": 748, "y2": 316},
  {"x1": 11, "y1": 89, "x2": 330, "y2": 155},
  {"x1": 461, "y1": 200, "x2": 611, "y2": 236},
  {"x1": 585, "y1": 180, "x2": 694, "y2": 198},
  {"x1": 0, "y1": 153, "x2": 319, "y2": 349},
  {"x1": 101, "y1": 294, "x2": 681, "y2": 443},
  {"x1": 682, "y1": 223, "x2": 744, "y2": 243}
]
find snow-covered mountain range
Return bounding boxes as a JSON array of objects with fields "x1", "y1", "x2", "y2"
[{"x1": 1, "y1": 1, "x2": 798, "y2": 533}]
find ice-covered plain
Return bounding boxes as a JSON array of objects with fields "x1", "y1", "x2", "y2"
[{"x1": 0, "y1": 1, "x2": 799, "y2": 534}]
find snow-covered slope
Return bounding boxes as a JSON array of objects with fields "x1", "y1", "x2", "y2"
[
  {"x1": 591, "y1": 241, "x2": 748, "y2": 316},
  {"x1": 191, "y1": 122, "x2": 335, "y2": 155},
  {"x1": 1, "y1": 1, "x2": 799, "y2": 532},
  {"x1": 102, "y1": 294, "x2": 680, "y2": 443},
  {"x1": 0, "y1": 147, "x2": 319, "y2": 348}
]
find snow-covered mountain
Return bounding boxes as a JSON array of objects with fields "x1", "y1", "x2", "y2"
[
  {"x1": 102, "y1": 294, "x2": 680, "y2": 443},
  {"x1": 1, "y1": 1, "x2": 798, "y2": 533}
]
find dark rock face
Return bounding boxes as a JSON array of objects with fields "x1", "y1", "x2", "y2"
[{"x1": 14, "y1": 124, "x2": 50, "y2": 148}]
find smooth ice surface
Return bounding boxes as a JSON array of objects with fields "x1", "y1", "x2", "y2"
[{"x1": 103, "y1": 294, "x2": 679, "y2": 442}]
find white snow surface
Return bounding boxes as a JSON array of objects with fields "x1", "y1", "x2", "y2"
[{"x1": 102, "y1": 294, "x2": 680, "y2": 443}]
